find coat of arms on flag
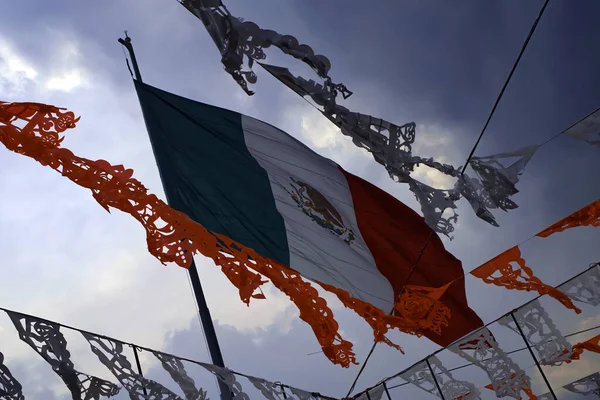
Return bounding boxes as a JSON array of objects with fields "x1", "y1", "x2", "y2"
[{"x1": 287, "y1": 176, "x2": 356, "y2": 245}]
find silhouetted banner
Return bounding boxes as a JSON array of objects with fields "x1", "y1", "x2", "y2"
[
  {"x1": 400, "y1": 357, "x2": 479, "y2": 399},
  {"x1": 8, "y1": 311, "x2": 120, "y2": 400},
  {"x1": 560, "y1": 265, "x2": 600, "y2": 306},
  {"x1": 499, "y1": 300, "x2": 573, "y2": 365},
  {"x1": 258, "y1": 62, "x2": 539, "y2": 236},
  {"x1": 154, "y1": 351, "x2": 208, "y2": 399},
  {"x1": 0, "y1": 307, "x2": 333, "y2": 399},
  {"x1": 196, "y1": 363, "x2": 251, "y2": 399},
  {"x1": 247, "y1": 376, "x2": 288, "y2": 400},
  {"x1": 0, "y1": 351, "x2": 23, "y2": 400},
  {"x1": 451, "y1": 329, "x2": 535, "y2": 399},
  {"x1": 0, "y1": 262, "x2": 599, "y2": 399},
  {"x1": 82, "y1": 332, "x2": 182, "y2": 399},
  {"x1": 564, "y1": 107, "x2": 600, "y2": 150},
  {"x1": 538, "y1": 371, "x2": 600, "y2": 399},
  {"x1": 181, "y1": 0, "x2": 548, "y2": 236}
]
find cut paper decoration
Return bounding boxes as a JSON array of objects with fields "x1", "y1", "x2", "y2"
[
  {"x1": 450, "y1": 329, "x2": 534, "y2": 399},
  {"x1": 470, "y1": 246, "x2": 580, "y2": 313},
  {"x1": 537, "y1": 371, "x2": 600, "y2": 399},
  {"x1": 247, "y1": 376, "x2": 288, "y2": 400},
  {"x1": 498, "y1": 300, "x2": 573, "y2": 365},
  {"x1": 0, "y1": 351, "x2": 23, "y2": 400},
  {"x1": 8, "y1": 311, "x2": 120, "y2": 400},
  {"x1": 77, "y1": 373, "x2": 121, "y2": 400},
  {"x1": 569, "y1": 334, "x2": 600, "y2": 362},
  {"x1": 319, "y1": 281, "x2": 455, "y2": 354},
  {"x1": 287, "y1": 387, "x2": 315, "y2": 400},
  {"x1": 468, "y1": 146, "x2": 539, "y2": 212},
  {"x1": 248, "y1": 378, "x2": 316, "y2": 400},
  {"x1": 406, "y1": 177, "x2": 460, "y2": 238},
  {"x1": 8, "y1": 312, "x2": 79, "y2": 395},
  {"x1": 537, "y1": 199, "x2": 600, "y2": 238},
  {"x1": 457, "y1": 146, "x2": 539, "y2": 229},
  {"x1": 154, "y1": 351, "x2": 208, "y2": 399},
  {"x1": 394, "y1": 283, "x2": 452, "y2": 336},
  {"x1": 198, "y1": 363, "x2": 250, "y2": 399},
  {"x1": 258, "y1": 62, "x2": 534, "y2": 235},
  {"x1": 564, "y1": 107, "x2": 600, "y2": 149},
  {"x1": 560, "y1": 262, "x2": 600, "y2": 307},
  {"x1": 399, "y1": 358, "x2": 480, "y2": 400},
  {"x1": 82, "y1": 332, "x2": 182, "y2": 399},
  {"x1": 482, "y1": 381, "x2": 537, "y2": 400},
  {"x1": 0, "y1": 307, "x2": 323, "y2": 400},
  {"x1": 179, "y1": 0, "x2": 343, "y2": 97},
  {"x1": 564, "y1": 371, "x2": 600, "y2": 397}
]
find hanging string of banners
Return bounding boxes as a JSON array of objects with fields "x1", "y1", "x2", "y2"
[
  {"x1": 1, "y1": 269, "x2": 599, "y2": 400},
  {"x1": 177, "y1": 0, "x2": 600, "y2": 238},
  {"x1": 354, "y1": 262, "x2": 600, "y2": 400},
  {"x1": 0, "y1": 307, "x2": 327, "y2": 400},
  {"x1": 1, "y1": 100, "x2": 599, "y2": 369}
]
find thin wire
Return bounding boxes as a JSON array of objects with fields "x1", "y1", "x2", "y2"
[
  {"x1": 345, "y1": 340, "x2": 380, "y2": 398},
  {"x1": 384, "y1": 322, "x2": 600, "y2": 392},
  {"x1": 460, "y1": 0, "x2": 551, "y2": 175}
]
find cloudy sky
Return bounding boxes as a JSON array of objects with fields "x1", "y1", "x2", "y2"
[{"x1": 1, "y1": 0, "x2": 600, "y2": 398}]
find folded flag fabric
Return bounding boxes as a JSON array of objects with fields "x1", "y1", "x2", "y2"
[{"x1": 134, "y1": 81, "x2": 484, "y2": 347}]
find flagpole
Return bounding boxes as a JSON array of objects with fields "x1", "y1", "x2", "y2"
[{"x1": 118, "y1": 33, "x2": 233, "y2": 400}]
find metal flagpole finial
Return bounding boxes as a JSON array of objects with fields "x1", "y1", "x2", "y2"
[{"x1": 118, "y1": 31, "x2": 143, "y2": 82}]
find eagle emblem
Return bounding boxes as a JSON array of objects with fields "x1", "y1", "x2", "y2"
[{"x1": 287, "y1": 177, "x2": 356, "y2": 245}]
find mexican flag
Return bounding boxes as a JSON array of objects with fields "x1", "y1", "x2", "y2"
[{"x1": 134, "y1": 81, "x2": 483, "y2": 346}]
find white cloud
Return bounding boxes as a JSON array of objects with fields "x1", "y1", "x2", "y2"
[
  {"x1": 410, "y1": 123, "x2": 462, "y2": 189},
  {"x1": 300, "y1": 110, "x2": 340, "y2": 149},
  {"x1": 0, "y1": 36, "x2": 38, "y2": 97},
  {"x1": 0, "y1": 39, "x2": 37, "y2": 79},
  {"x1": 201, "y1": 277, "x2": 297, "y2": 334},
  {"x1": 412, "y1": 163, "x2": 455, "y2": 189},
  {"x1": 42, "y1": 31, "x2": 90, "y2": 93},
  {"x1": 279, "y1": 102, "x2": 372, "y2": 167},
  {"x1": 0, "y1": 30, "x2": 92, "y2": 99},
  {"x1": 46, "y1": 69, "x2": 85, "y2": 92}
]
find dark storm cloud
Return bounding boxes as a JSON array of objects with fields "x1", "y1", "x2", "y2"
[{"x1": 289, "y1": 0, "x2": 600, "y2": 134}]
